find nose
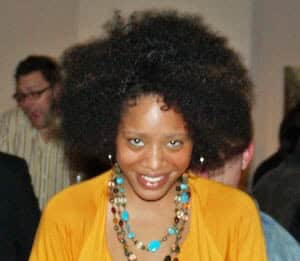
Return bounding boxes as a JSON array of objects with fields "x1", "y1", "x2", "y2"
[{"x1": 146, "y1": 144, "x2": 163, "y2": 171}]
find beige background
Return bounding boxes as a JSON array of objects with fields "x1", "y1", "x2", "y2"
[{"x1": 1, "y1": 0, "x2": 300, "y2": 175}]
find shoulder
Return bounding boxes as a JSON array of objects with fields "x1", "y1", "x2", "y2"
[
  {"x1": 0, "y1": 107, "x2": 24, "y2": 120},
  {"x1": 0, "y1": 107, "x2": 30, "y2": 128},
  {"x1": 42, "y1": 170, "x2": 111, "y2": 223},
  {"x1": 0, "y1": 152, "x2": 28, "y2": 176},
  {"x1": 190, "y1": 175, "x2": 259, "y2": 220},
  {"x1": 0, "y1": 153, "x2": 33, "y2": 206},
  {"x1": 260, "y1": 211, "x2": 300, "y2": 258},
  {"x1": 0, "y1": 108, "x2": 30, "y2": 139},
  {"x1": 253, "y1": 158, "x2": 300, "y2": 199},
  {"x1": 0, "y1": 151, "x2": 26, "y2": 163}
]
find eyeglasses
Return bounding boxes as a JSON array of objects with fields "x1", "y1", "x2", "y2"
[{"x1": 13, "y1": 86, "x2": 51, "y2": 103}]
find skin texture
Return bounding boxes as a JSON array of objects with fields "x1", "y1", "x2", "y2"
[
  {"x1": 116, "y1": 95, "x2": 193, "y2": 202},
  {"x1": 107, "y1": 94, "x2": 192, "y2": 261},
  {"x1": 16, "y1": 71, "x2": 58, "y2": 141},
  {"x1": 203, "y1": 144, "x2": 253, "y2": 188}
]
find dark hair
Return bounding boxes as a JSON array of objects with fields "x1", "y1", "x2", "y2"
[
  {"x1": 61, "y1": 10, "x2": 253, "y2": 171},
  {"x1": 15, "y1": 55, "x2": 62, "y2": 85},
  {"x1": 279, "y1": 102, "x2": 300, "y2": 154}
]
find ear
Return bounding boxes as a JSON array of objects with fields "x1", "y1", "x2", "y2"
[
  {"x1": 241, "y1": 143, "x2": 254, "y2": 170},
  {"x1": 53, "y1": 83, "x2": 62, "y2": 100}
]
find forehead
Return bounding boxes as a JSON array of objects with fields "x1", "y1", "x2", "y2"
[
  {"x1": 17, "y1": 71, "x2": 48, "y2": 91},
  {"x1": 119, "y1": 95, "x2": 188, "y2": 134}
]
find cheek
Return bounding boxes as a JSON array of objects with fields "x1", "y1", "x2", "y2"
[
  {"x1": 115, "y1": 139, "x2": 140, "y2": 169},
  {"x1": 166, "y1": 147, "x2": 192, "y2": 170},
  {"x1": 39, "y1": 95, "x2": 53, "y2": 110}
]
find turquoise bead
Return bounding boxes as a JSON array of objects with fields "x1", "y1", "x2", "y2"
[
  {"x1": 115, "y1": 176, "x2": 124, "y2": 185},
  {"x1": 180, "y1": 192, "x2": 189, "y2": 203},
  {"x1": 119, "y1": 187, "x2": 125, "y2": 193},
  {"x1": 147, "y1": 240, "x2": 161, "y2": 252},
  {"x1": 180, "y1": 183, "x2": 188, "y2": 190},
  {"x1": 121, "y1": 210, "x2": 129, "y2": 221},
  {"x1": 128, "y1": 232, "x2": 136, "y2": 239},
  {"x1": 168, "y1": 227, "x2": 176, "y2": 235}
]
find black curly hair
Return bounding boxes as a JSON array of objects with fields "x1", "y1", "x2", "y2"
[{"x1": 61, "y1": 9, "x2": 253, "y2": 172}]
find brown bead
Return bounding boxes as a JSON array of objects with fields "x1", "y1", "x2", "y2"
[
  {"x1": 173, "y1": 258, "x2": 179, "y2": 261},
  {"x1": 171, "y1": 245, "x2": 180, "y2": 253},
  {"x1": 124, "y1": 248, "x2": 130, "y2": 256},
  {"x1": 111, "y1": 207, "x2": 116, "y2": 214},
  {"x1": 164, "y1": 255, "x2": 171, "y2": 261},
  {"x1": 119, "y1": 220, "x2": 124, "y2": 226},
  {"x1": 175, "y1": 217, "x2": 179, "y2": 223}
]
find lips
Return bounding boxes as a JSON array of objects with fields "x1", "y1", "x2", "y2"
[
  {"x1": 137, "y1": 174, "x2": 169, "y2": 189},
  {"x1": 28, "y1": 111, "x2": 40, "y2": 121}
]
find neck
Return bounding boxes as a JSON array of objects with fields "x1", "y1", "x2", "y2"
[
  {"x1": 38, "y1": 115, "x2": 61, "y2": 143},
  {"x1": 38, "y1": 128, "x2": 51, "y2": 143}
]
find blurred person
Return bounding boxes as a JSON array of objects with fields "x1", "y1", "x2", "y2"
[
  {"x1": 195, "y1": 89, "x2": 300, "y2": 259},
  {"x1": 253, "y1": 133, "x2": 300, "y2": 243},
  {"x1": 0, "y1": 152, "x2": 40, "y2": 261},
  {"x1": 0, "y1": 55, "x2": 78, "y2": 208},
  {"x1": 253, "y1": 102, "x2": 300, "y2": 186},
  {"x1": 30, "y1": 10, "x2": 266, "y2": 260},
  {"x1": 200, "y1": 145, "x2": 300, "y2": 260}
]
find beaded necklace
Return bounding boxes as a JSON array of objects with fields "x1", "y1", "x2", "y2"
[{"x1": 108, "y1": 164, "x2": 191, "y2": 261}]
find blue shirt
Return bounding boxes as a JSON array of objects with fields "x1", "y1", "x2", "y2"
[{"x1": 261, "y1": 212, "x2": 300, "y2": 260}]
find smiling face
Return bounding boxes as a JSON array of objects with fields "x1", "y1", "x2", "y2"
[
  {"x1": 16, "y1": 71, "x2": 56, "y2": 130},
  {"x1": 116, "y1": 95, "x2": 193, "y2": 201}
]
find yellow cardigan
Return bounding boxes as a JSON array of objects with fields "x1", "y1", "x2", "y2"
[{"x1": 30, "y1": 171, "x2": 267, "y2": 260}]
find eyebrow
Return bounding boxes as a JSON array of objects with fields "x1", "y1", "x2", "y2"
[{"x1": 121, "y1": 130, "x2": 189, "y2": 138}]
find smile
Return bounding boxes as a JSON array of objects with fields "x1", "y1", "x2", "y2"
[
  {"x1": 137, "y1": 174, "x2": 169, "y2": 189},
  {"x1": 142, "y1": 175, "x2": 164, "y2": 183}
]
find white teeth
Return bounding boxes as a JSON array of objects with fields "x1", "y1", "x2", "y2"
[{"x1": 142, "y1": 175, "x2": 163, "y2": 183}]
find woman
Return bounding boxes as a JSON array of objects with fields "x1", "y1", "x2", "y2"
[{"x1": 30, "y1": 10, "x2": 266, "y2": 260}]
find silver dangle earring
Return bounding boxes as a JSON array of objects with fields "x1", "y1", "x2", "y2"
[
  {"x1": 199, "y1": 156, "x2": 205, "y2": 164},
  {"x1": 199, "y1": 156, "x2": 205, "y2": 171},
  {"x1": 108, "y1": 153, "x2": 120, "y2": 171},
  {"x1": 108, "y1": 154, "x2": 113, "y2": 166}
]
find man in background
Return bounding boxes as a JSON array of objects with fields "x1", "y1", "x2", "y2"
[
  {"x1": 253, "y1": 103, "x2": 300, "y2": 243},
  {"x1": 0, "y1": 152, "x2": 40, "y2": 261},
  {"x1": 0, "y1": 55, "x2": 78, "y2": 208},
  {"x1": 200, "y1": 144, "x2": 300, "y2": 260},
  {"x1": 195, "y1": 93, "x2": 300, "y2": 259}
]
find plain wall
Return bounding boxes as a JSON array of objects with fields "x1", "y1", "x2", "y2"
[
  {"x1": 251, "y1": 0, "x2": 300, "y2": 170},
  {"x1": 0, "y1": 0, "x2": 78, "y2": 112},
  {"x1": 78, "y1": 0, "x2": 252, "y2": 66}
]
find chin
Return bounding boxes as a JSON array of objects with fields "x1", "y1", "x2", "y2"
[
  {"x1": 133, "y1": 183, "x2": 173, "y2": 202},
  {"x1": 136, "y1": 190, "x2": 168, "y2": 201},
  {"x1": 31, "y1": 122, "x2": 45, "y2": 130}
]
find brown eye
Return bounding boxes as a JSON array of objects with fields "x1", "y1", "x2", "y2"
[
  {"x1": 167, "y1": 140, "x2": 182, "y2": 149},
  {"x1": 128, "y1": 138, "x2": 144, "y2": 147}
]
